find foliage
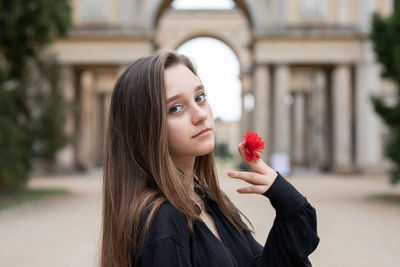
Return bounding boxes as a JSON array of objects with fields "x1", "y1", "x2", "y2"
[
  {"x1": 0, "y1": 89, "x2": 29, "y2": 191},
  {"x1": 0, "y1": 0, "x2": 71, "y2": 77},
  {"x1": 214, "y1": 143, "x2": 233, "y2": 158},
  {"x1": 0, "y1": 187, "x2": 69, "y2": 212},
  {"x1": 370, "y1": 0, "x2": 400, "y2": 184},
  {"x1": 0, "y1": 0, "x2": 72, "y2": 193}
]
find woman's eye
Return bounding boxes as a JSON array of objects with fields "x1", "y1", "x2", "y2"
[
  {"x1": 169, "y1": 105, "x2": 182, "y2": 114},
  {"x1": 196, "y1": 93, "x2": 207, "y2": 103}
]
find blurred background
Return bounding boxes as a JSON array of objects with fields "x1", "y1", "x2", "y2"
[{"x1": 1, "y1": 0, "x2": 400, "y2": 266}]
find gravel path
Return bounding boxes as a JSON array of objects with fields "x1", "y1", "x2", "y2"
[
  {"x1": 218, "y1": 165, "x2": 400, "y2": 267},
  {"x1": 0, "y1": 174, "x2": 102, "y2": 267},
  {"x1": 1, "y1": 166, "x2": 399, "y2": 267}
]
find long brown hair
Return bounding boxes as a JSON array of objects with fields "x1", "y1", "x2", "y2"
[{"x1": 100, "y1": 51, "x2": 254, "y2": 267}]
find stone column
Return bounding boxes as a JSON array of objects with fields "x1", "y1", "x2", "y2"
[
  {"x1": 309, "y1": 83, "x2": 320, "y2": 170},
  {"x1": 240, "y1": 71, "x2": 253, "y2": 142},
  {"x1": 356, "y1": 41, "x2": 383, "y2": 173},
  {"x1": 119, "y1": 0, "x2": 132, "y2": 26},
  {"x1": 385, "y1": 0, "x2": 394, "y2": 16},
  {"x1": 278, "y1": 0, "x2": 287, "y2": 26},
  {"x1": 306, "y1": 70, "x2": 330, "y2": 171},
  {"x1": 358, "y1": 0, "x2": 376, "y2": 33},
  {"x1": 304, "y1": 91, "x2": 313, "y2": 168},
  {"x1": 77, "y1": 69, "x2": 95, "y2": 170},
  {"x1": 55, "y1": 65, "x2": 75, "y2": 171},
  {"x1": 271, "y1": 64, "x2": 291, "y2": 174},
  {"x1": 293, "y1": 93, "x2": 305, "y2": 166},
  {"x1": 337, "y1": 0, "x2": 348, "y2": 25},
  {"x1": 314, "y1": 71, "x2": 329, "y2": 170},
  {"x1": 332, "y1": 64, "x2": 353, "y2": 172},
  {"x1": 253, "y1": 64, "x2": 271, "y2": 162}
]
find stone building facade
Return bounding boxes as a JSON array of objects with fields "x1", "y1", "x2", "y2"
[{"x1": 50, "y1": 0, "x2": 396, "y2": 174}]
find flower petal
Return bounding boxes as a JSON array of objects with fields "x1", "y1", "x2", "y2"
[
  {"x1": 245, "y1": 148, "x2": 253, "y2": 162},
  {"x1": 243, "y1": 131, "x2": 265, "y2": 162}
]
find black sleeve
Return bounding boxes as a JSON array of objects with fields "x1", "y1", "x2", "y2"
[
  {"x1": 246, "y1": 173, "x2": 320, "y2": 267},
  {"x1": 134, "y1": 238, "x2": 192, "y2": 266}
]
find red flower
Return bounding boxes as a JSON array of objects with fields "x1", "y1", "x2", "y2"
[{"x1": 242, "y1": 131, "x2": 265, "y2": 162}]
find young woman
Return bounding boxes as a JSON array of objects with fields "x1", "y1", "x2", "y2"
[{"x1": 100, "y1": 51, "x2": 319, "y2": 267}]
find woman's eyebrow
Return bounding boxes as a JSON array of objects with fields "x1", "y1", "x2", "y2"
[{"x1": 166, "y1": 85, "x2": 204, "y2": 104}]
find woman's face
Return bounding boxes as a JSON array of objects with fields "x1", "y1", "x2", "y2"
[{"x1": 165, "y1": 64, "x2": 215, "y2": 161}]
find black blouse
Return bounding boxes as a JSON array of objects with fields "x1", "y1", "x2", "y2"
[{"x1": 134, "y1": 173, "x2": 319, "y2": 266}]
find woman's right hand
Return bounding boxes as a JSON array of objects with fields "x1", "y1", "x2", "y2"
[{"x1": 227, "y1": 142, "x2": 278, "y2": 195}]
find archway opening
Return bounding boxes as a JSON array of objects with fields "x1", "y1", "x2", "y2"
[
  {"x1": 171, "y1": 0, "x2": 235, "y2": 10},
  {"x1": 155, "y1": 0, "x2": 253, "y2": 157},
  {"x1": 177, "y1": 37, "x2": 242, "y2": 158},
  {"x1": 177, "y1": 37, "x2": 241, "y2": 122}
]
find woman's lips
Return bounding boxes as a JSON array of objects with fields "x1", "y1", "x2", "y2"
[{"x1": 193, "y1": 128, "x2": 211, "y2": 138}]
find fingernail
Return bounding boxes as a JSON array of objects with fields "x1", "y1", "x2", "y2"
[{"x1": 227, "y1": 171, "x2": 234, "y2": 176}]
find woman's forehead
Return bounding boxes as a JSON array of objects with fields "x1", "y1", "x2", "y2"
[{"x1": 165, "y1": 65, "x2": 202, "y2": 97}]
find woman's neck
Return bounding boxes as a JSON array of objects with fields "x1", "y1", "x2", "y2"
[{"x1": 173, "y1": 155, "x2": 196, "y2": 192}]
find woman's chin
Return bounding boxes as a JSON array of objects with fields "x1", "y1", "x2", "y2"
[{"x1": 196, "y1": 142, "x2": 215, "y2": 156}]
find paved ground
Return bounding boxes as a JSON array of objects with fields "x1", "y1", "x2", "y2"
[{"x1": 0, "y1": 164, "x2": 400, "y2": 267}]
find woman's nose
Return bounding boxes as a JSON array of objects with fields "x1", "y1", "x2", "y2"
[{"x1": 191, "y1": 105, "x2": 207, "y2": 124}]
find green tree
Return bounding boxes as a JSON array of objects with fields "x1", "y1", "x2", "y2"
[
  {"x1": 0, "y1": 0, "x2": 72, "y2": 193},
  {"x1": 370, "y1": 0, "x2": 400, "y2": 184}
]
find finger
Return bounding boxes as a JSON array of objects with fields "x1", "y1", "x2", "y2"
[
  {"x1": 227, "y1": 171, "x2": 268, "y2": 185},
  {"x1": 238, "y1": 142, "x2": 271, "y2": 175},
  {"x1": 237, "y1": 185, "x2": 269, "y2": 194}
]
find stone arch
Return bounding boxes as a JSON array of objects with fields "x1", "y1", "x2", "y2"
[
  {"x1": 140, "y1": 0, "x2": 264, "y2": 30},
  {"x1": 155, "y1": 6, "x2": 252, "y2": 72}
]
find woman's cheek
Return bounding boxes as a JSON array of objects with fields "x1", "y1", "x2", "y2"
[{"x1": 167, "y1": 121, "x2": 186, "y2": 147}]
